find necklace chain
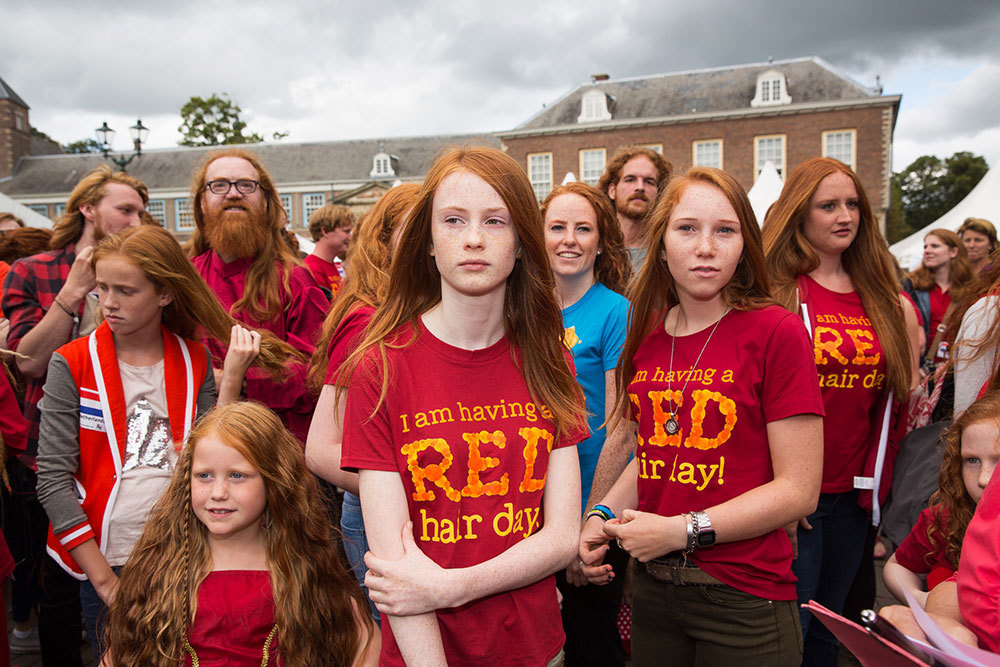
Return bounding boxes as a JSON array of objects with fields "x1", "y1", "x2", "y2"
[
  {"x1": 182, "y1": 623, "x2": 277, "y2": 667},
  {"x1": 666, "y1": 307, "x2": 730, "y2": 433}
]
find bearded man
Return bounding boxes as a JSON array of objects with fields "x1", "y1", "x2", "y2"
[
  {"x1": 597, "y1": 146, "x2": 672, "y2": 271},
  {"x1": 188, "y1": 149, "x2": 327, "y2": 442}
]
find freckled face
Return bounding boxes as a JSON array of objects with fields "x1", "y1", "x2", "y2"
[
  {"x1": 802, "y1": 172, "x2": 860, "y2": 260},
  {"x1": 95, "y1": 254, "x2": 171, "y2": 339},
  {"x1": 544, "y1": 193, "x2": 599, "y2": 282},
  {"x1": 960, "y1": 420, "x2": 1000, "y2": 504},
  {"x1": 429, "y1": 170, "x2": 519, "y2": 300},
  {"x1": 662, "y1": 182, "x2": 743, "y2": 306}
]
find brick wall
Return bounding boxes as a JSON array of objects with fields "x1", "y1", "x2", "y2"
[
  {"x1": 501, "y1": 104, "x2": 893, "y2": 216},
  {"x1": 0, "y1": 99, "x2": 31, "y2": 179}
]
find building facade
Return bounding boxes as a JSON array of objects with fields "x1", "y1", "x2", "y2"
[{"x1": 498, "y1": 57, "x2": 899, "y2": 230}]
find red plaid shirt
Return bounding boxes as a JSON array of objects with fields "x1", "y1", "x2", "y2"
[{"x1": 2, "y1": 245, "x2": 81, "y2": 458}]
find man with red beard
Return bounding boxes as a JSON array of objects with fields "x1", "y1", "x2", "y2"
[
  {"x1": 597, "y1": 146, "x2": 672, "y2": 271},
  {"x1": 2, "y1": 164, "x2": 146, "y2": 665},
  {"x1": 188, "y1": 149, "x2": 327, "y2": 442}
]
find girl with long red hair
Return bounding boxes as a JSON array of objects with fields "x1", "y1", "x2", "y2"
[
  {"x1": 340, "y1": 146, "x2": 587, "y2": 665},
  {"x1": 762, "y1": 157, "x2": 914, "y2": 666},
  {"x1": 580, "y1": 167, "x2": 823, "y2": 665}
]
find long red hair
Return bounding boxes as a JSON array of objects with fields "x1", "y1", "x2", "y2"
[
  {"x1": 762, "y1": 157, "x2": 912, "y2": 397},
  {"x1": 339, "y1": 146, "x2": 585, "y2": 437},
  {"x1": 307, "y1": 183, "x2": 420, "y2": 391},
  {"x1": 908, "y1": 228, "x2": 976, "y2": 302},
  {"x1": 614, "y1": 167, "x2": 773, "y2": 418}
]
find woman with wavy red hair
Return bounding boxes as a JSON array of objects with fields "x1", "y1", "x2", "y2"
[
  {"x1": 762, "y1": 157, "x2": 914, "y2": 666},
  {"x1": 580, "y1": 167, "x2": 823, "y2": 665},
  {"x1": 340, "y1": 147, "x2": 587, "y2": 665},
  {"x1": 305, "y1": 182, "x2": 420, "y2": 623},
  {"x1": 540, "y1": 182, "x2": 631, "y2": 665}
]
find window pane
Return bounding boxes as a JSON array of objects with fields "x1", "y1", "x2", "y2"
[
  {"x1": 529, "y1": 155, "x2": 552, "y2": 202},
  {"x1": 580, "y1": 150, "x2": 605, "y2": 186},
  {"x1": 825, "y1": 132, "x2": 855, "y2": 169},
  {"x1": 756, "y1": 136, "x2": 784, "y2": 176},
  {"x1": 147, "y1": 199, "x2": 166, "y2": 225},
  {"x1": 303, "y1": 193, "x2": 326, "y2": 221},
  {"x1": 175, "y1": 198, "x2": 195, "y2": 231},
  {"x1": 694, "y1": 141, "x2": 721, "y2": 169}
]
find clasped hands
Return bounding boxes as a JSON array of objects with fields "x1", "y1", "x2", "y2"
[{"x1": 578, "y1": 510, "x2": 686, "y2": 585}]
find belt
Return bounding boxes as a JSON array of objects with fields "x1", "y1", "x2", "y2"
[{"x1": 642, "y1": 553, "x2": 725, "y2": 586}]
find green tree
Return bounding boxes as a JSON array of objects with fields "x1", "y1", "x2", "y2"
[
  {"x1": 894, "y1": 151, "x2": 989, "y2": 238},
  {"x1": 63, "y1": 138, "x2": 103, "y2": 154},
  {"x1": 178, "y1": 93, "x2": 265, "y2": 147},
  {"x1": 886, "y1": 177, "x2": 908, "y2": 244}
]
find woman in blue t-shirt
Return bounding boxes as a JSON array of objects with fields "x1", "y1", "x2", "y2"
[{"x1": 541, "y1": 181, "x2": 632, "y2": 666}]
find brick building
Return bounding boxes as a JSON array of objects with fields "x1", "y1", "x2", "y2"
[
  {"x1": 0, "y1": 76, "x2": 61, "y2": 180},
  {"x1": 498, "y1": 57, "x2": 900, "y2": 231}
]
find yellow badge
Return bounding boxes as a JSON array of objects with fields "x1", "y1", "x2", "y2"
[{"x1": 563, "y1": 326, "x2": 581, "y2": 350}]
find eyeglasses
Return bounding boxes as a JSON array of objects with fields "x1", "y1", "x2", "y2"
[{"x1": 205, "y1": 179, "x2": 260, "y2": 195}]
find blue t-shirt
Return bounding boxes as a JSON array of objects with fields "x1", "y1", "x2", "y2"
[{"x1": 561, "y1": 282, "x2": 630, "y2": 514}]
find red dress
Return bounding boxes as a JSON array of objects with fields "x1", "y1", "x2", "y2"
[{"x1": 184, "y1": 570, "x2": 279, "y2": 666}]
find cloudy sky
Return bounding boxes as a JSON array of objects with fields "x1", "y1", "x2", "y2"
[{"x1": 3, "y1": 0, "x2": 999, "y2": 172}]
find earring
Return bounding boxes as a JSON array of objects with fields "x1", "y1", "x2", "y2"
[
  {"x1": 516, "y1": 249, "x2": 523, "y2": 259},
  {"x1": 597, "y1": 250, "x2": 602, "y2": 255}
]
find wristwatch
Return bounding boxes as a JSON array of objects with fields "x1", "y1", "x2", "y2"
[{"x1": 692, "y1": 511, "x2": 716, "y2": 548}]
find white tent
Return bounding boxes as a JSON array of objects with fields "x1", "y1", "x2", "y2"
[
  {"x1": 747, "y1": 161, "x2": 783, "y2": 226},
  {"x1": 890, "y1": 165, "x2": 1000, "y2": 270},
  {"x1": 0, "y1": 191, "x2": 54, "y2": 228}
]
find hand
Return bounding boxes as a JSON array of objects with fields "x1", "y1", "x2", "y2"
[
  {"x1": 602, "y1": 510, "x2": 685, "y2": 563},
  {"x1": 61, "y1": 245, "x2": 96, "y2": 302},
  {"x1": 364, "y1": 522, "x2": 452, "y2": 616},
  {"x1": 565, "y1": 557, "x2": 587, "y2": 587},
  {"x1": 96, "y1": 574, "x2": 119, "y2": 607},
  {"x1": 0, "y1": 317, "x2": 10, "y2": 350},
  {"x1": 579, "y1": 515, "x2": 613, "y2": 585},
  {"x1": 785, "y1": 517, "x2": 808, "y2": 559},
  {"x1": 877, "y1": 605, "x2": 926, "y2": 642},
  {"x1": 222, "y1": 325, "x2": 261, "y2": 381}
]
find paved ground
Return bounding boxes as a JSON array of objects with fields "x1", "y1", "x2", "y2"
[{"x1": 4, "y1": 557, "x2": 900, "y2": 666}]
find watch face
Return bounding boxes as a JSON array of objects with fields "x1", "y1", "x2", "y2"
[{"x1": 697, "y1": 532, "x2": 716, "y2": 547}]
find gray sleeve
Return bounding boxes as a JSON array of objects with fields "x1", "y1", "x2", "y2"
[
  {"x1": 195, "y1": 346, "x2": 217, "y2": 420},
  {"x1": 954, "y1": 295, "x2": 999, "y2": 416},
  {"x1": 35, "y1": 353, "x2": 89, "y2": 535}
]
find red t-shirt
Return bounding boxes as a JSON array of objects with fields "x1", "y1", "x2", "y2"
[
  {"x1": 892, "y1": 506, "x2": 955, "y2": 591},
  {"x1": 342, "y1": 318, "x2": 585, "y2": 666},
  {"x1": 957, "y1": 469, "x2": 1000, "y2": 652},
  {"x1": 304, "y1": 254, "x2": 344, "y2": 298},
  {"x1": 627, "y1": 306, "x2": 824, "y2": 600},
  {"x1": 927, "y1": 284, "x2": 950, "y2": 339},
  {"x1": 185, "y1": 571, "x2": 278, "y2": 666},
  {"x1": 801, "y1": 275, "x2": 888, "y2": 492},
  {"x1": 900, "y1": 290, "x2": 924, "y2": 328},
  {"x1": 323, "y1": 304, "x2": 375, "y2": 387}
]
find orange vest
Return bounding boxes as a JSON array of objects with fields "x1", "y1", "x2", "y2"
[{"x1": 46, "y1": 322, "x2": 208, "y2": 579}]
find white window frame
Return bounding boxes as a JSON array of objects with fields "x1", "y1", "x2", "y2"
[
  {"x1": 577, "y1": 90, "x2": 612, "y2": 123},
  {"x1": 370, "y1": 152, "x2": 395, "y2": 178},
  {"x1": 146, "y1": 199, "x2": 166, "y2": 225},
  {"x1": 692, "y1": 139, "x2": 723, "y2": 169},
  {"x1": 302, "y1": 193, "x2": 326, "y2": 222},
  {"x1": 279, "y1": 194, "x2": 293, "y2": 227},
  {"x1": 26, "y1": 204, "x2": 47, "y2": 216},
  {"x1": 751, "y1": 69, "x2": 792, "y2": 107},
  {"x1": 528, "y1": 153, "x2": 553, "y2": 202},
  {"x1": 642, "y1": 143, "x2": 663, "y2": 154},
  {"x1": 754, "y1": 134, "x2": 786, "y2": 179},
  {"x1": 822, "y1": 129, "x2": 857, "y2": 170},
  {"x1": 174, "y1": 198, "x2": 195, "y2": 231},
  {"x1": 578, "y1": 148, "x2": 606, "y2": 186}
]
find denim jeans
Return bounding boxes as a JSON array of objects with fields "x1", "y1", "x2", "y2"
[
  {"x1": 80, "y1": 565, "x2": 122, "y2": 664},
  {"x1": 792, "y1": 490, "x2": 868, "y2": 667},
  {"x1": 340, "y1": 491, "x2": 380, "y2": 625}
]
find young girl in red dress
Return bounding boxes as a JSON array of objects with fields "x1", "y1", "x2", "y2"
[
  {"x1": 579, "y1": 167, "x2": 824, "y2": 666},
  {"x1": 104, "y1": 401, "x2": 377, "y2": 666},
  {"x1": 340, "y1": 146, "x2": 587, "y2": 666},
  {"x1": 884, "y1": 391, "x2": 1000, "y2": 606}
]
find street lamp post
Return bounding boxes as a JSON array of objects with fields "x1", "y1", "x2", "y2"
[{"x1": 95, "y1": 119, "x2": 150, "y2": 171}]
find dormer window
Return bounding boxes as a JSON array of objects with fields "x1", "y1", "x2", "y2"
[
  {"x1": 578, "y1": 89, "x2": 612, "y2": 123},
  {"x1": 751, "y1": 69, "x2": 792, "y2": 107},
  {"x1": 370, "y1": 147, "x2": 396, "y2": 178}
]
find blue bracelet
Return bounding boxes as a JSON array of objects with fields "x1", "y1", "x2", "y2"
[{"x1": 586, "y1": 504, "x2": 615, "y2": 521}]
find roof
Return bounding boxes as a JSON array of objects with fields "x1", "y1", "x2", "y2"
[
  {"x1": 0, "y1": 133, "x2": 500, "y2": 196},
  {"x1": 0, "y1": 76, "x2": 28, "y2": 109},
  {"x1": 513, "y1": 57, "x2": 879, "y2": 132}
]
